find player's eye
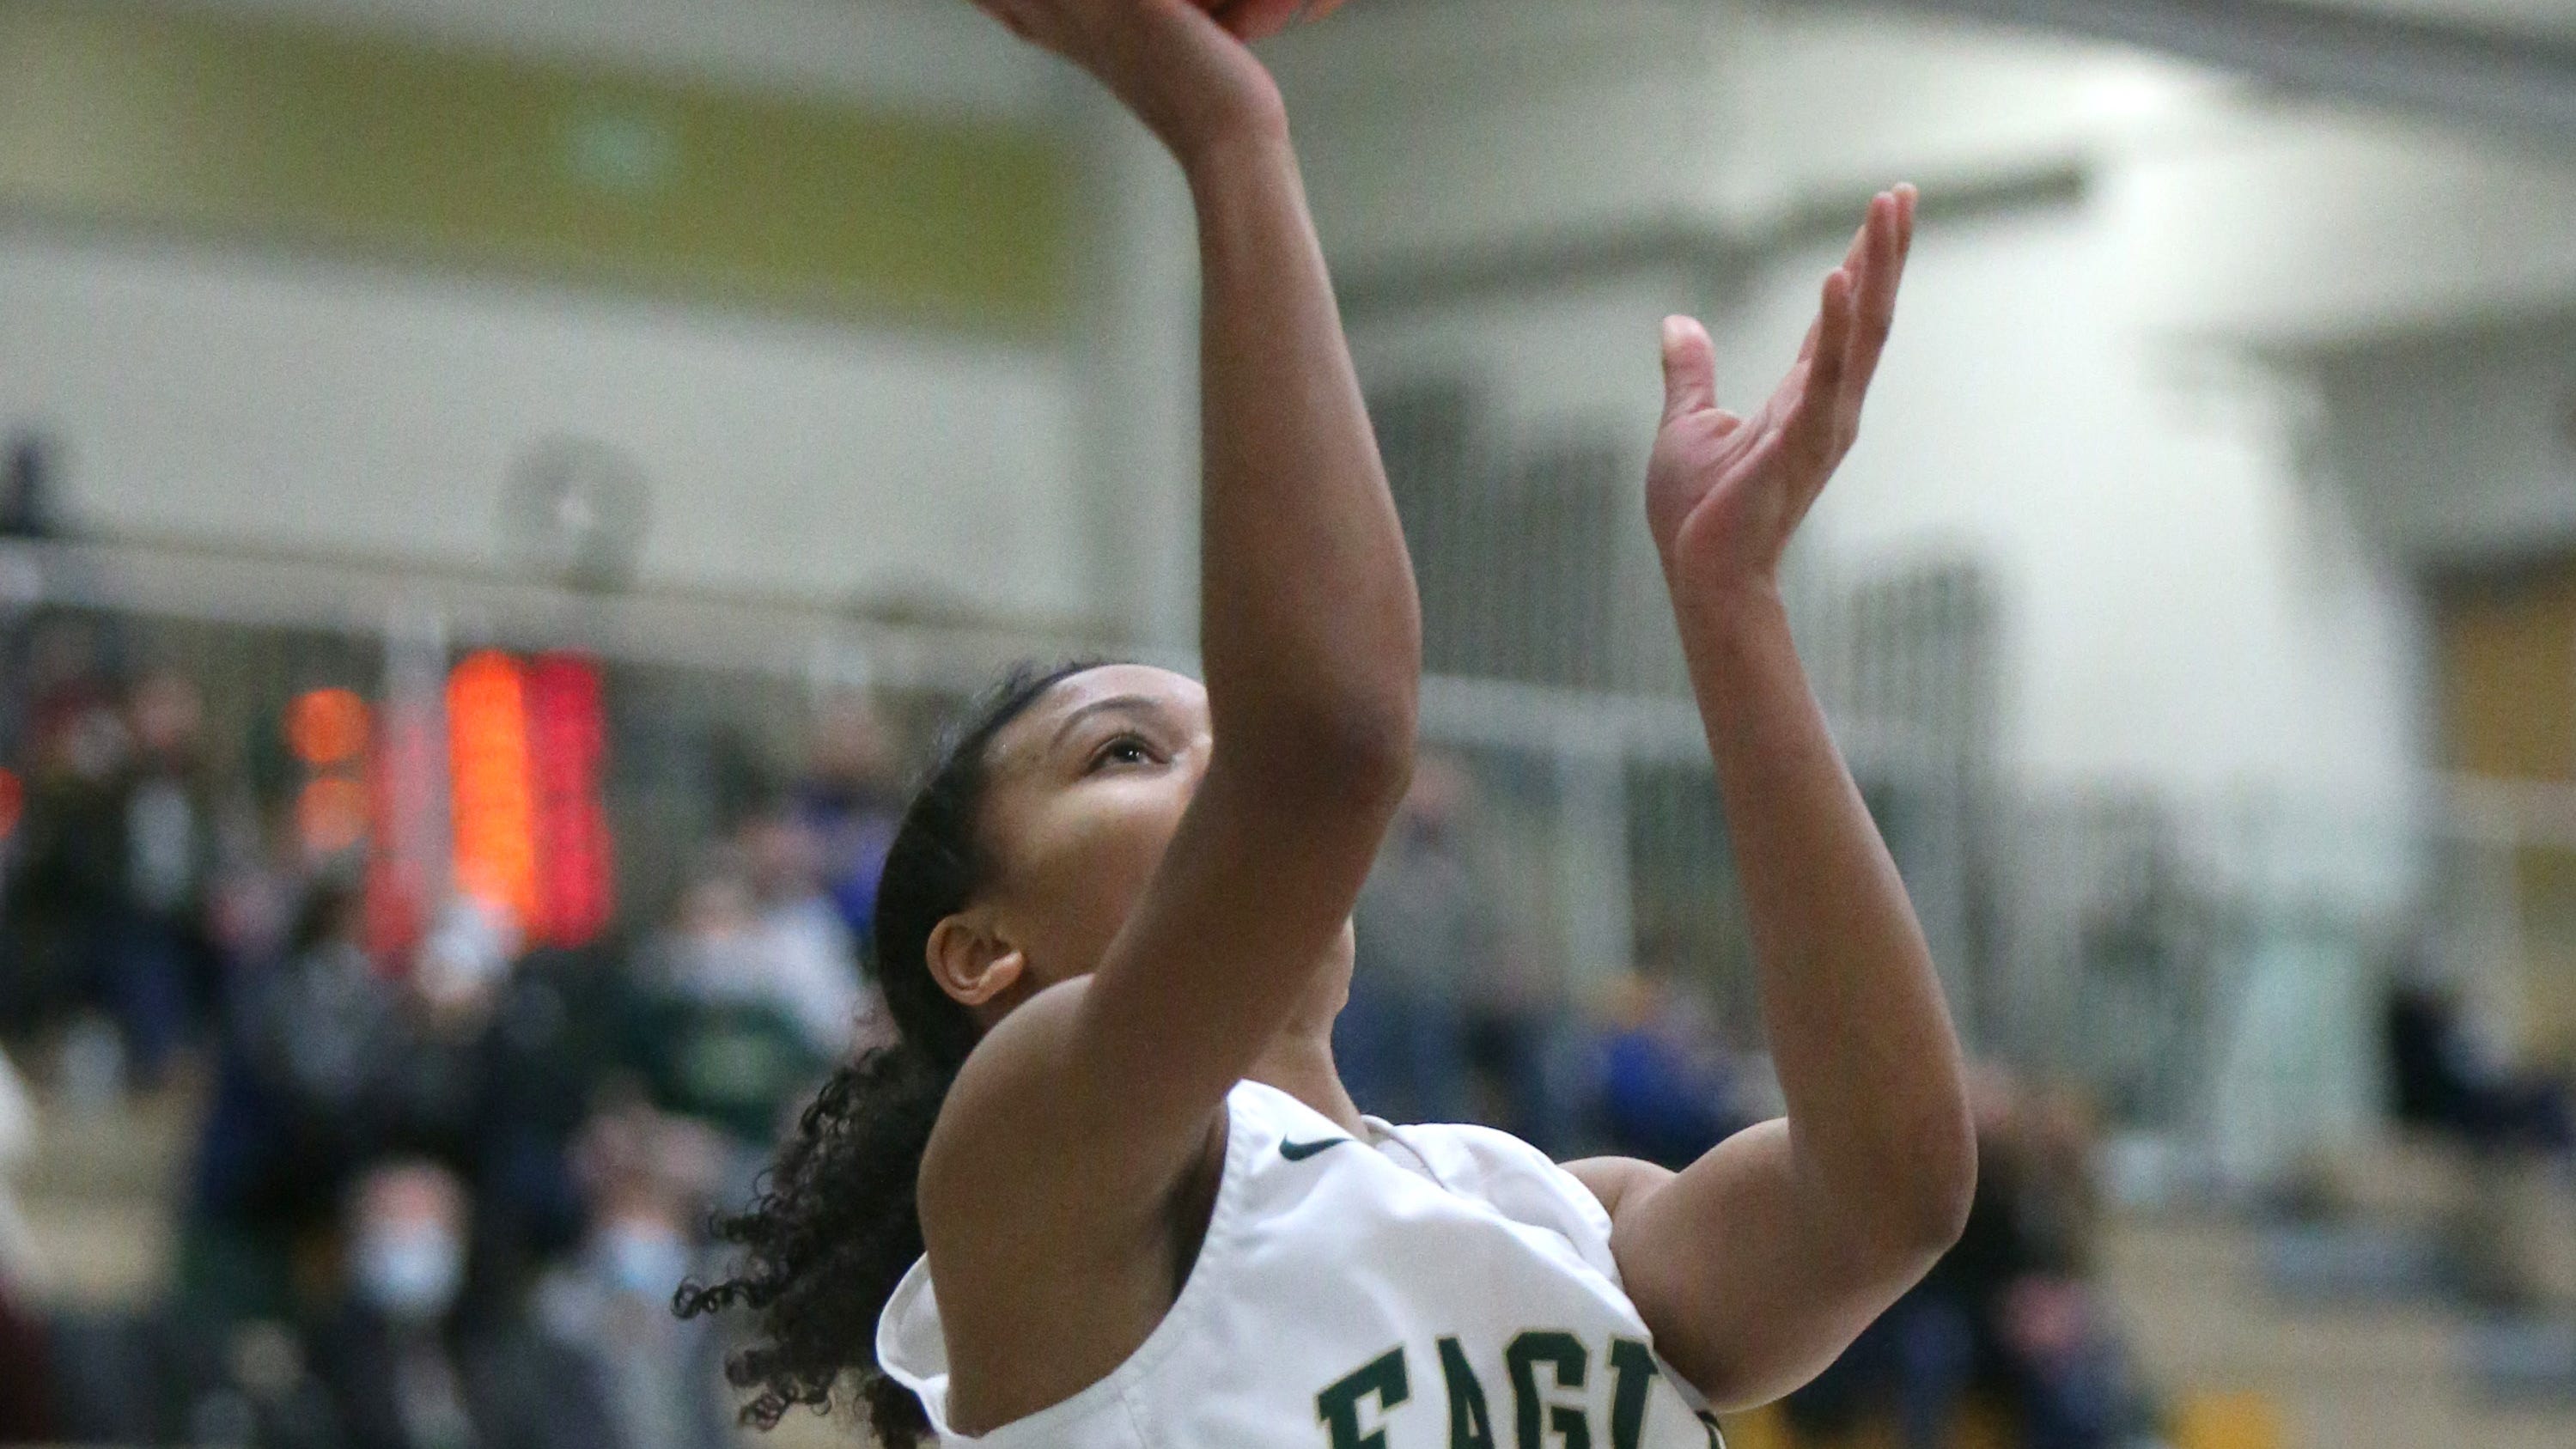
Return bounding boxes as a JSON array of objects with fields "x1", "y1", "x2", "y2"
[{"x1": 1085, "y1": 733, "x2": 1157, "y2": 774}]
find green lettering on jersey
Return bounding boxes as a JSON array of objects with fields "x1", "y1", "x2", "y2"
[
  {"x1": 1506, "y1": 1331, "x2": 1591, "y2": 1449},
  {"x1": 1318, "y1": 1346, "x2": 1411, "y2": 1449},
  {"x1": 1606, "y1": 1339, "x2": 1658, "y2": 1449},
  {"x1": 1437, "y1": 1336, "x2": 1498, "y2": 1449}
]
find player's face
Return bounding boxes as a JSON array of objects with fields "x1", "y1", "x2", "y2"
[
  {"x1": 977, "y1": 665, "x2": 1213, "y2": 995},
  {"x1": 971, "y1": 664, "x2": 1355, "y2": 1015}
]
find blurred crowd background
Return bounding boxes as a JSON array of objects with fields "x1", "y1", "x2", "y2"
[{"x1": 3, "y1": 3, "x2": 2576, "y2": 1448}]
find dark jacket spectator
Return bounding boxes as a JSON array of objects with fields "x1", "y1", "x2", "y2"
[
  {"x1": 532, "y1": 1150, "x2": 733, "y2": 1449},
  {"x1": 312, "y1": 1161, "x2": 615, "y2": 1449}
]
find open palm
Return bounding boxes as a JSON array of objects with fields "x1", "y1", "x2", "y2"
[{"x1": 1647, "y1": 186, "x2": 1915, "y2": 594}]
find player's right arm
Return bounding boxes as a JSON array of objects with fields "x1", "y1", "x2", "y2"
[{"x1": 932, "y1": 0, "x2": 1418, "y2": 1215}]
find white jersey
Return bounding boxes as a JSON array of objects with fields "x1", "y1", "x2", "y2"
[{"x1": 878, "y1": 1080, "x2": 1725, "y2": 1448}]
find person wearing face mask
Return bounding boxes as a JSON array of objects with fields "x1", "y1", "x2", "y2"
[
  {"x1": 533, "y1": 1163, "x2": 733, "y2": 1449},
  {"x1": 311, "y1": 1160, "x2": 612, "y2": 1449}
]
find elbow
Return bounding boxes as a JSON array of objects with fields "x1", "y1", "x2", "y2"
[
  {"x1": 1921, "y1": 1143, "x2": 1980, "y2": 1263},
  {"x1": 1826, "y1": 1106, "x2": 1978, "y2": 1282},
  {"x1": 1223, "y1": 679, "x2": 1417, "y2": 813},
  {"x1": 1889, "y1": 1107, "x2": 1980, "y2": 1269},
  {"x1": 1291, "y1": 694, "x2": 1418, "y2": 813}
]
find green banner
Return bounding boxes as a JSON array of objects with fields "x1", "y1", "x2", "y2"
[{"x1": 0, "y1": 3, "x2": 1072, "y2": 330}]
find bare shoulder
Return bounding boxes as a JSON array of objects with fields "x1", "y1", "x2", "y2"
[
  {"x1": 1559, "y1": 1155, "x2": 1677, "y2": 1219},
  {"x1": 918, "y1": 977, "x2": 1097, "y2": 1222},
  {"x1": 912, "y1": 976, "x2": 1233, "y2": 1435},
  {"x1": 921, "y1": 975, "x2": 1226, "y2": 1245}
]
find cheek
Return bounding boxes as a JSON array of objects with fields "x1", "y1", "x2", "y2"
[{"x1": 1008, "y1": 780, "x2": 1191, "y2": 965}]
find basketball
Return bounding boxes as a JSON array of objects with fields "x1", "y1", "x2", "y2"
[{"x1": 1205, "y1": 0, "x2": 1351, "y2": 44}]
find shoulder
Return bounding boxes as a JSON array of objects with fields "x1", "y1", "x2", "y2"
[
  {"x1": 919, "y1": 977, "x2": 1226, "y2": 1277},
  {"x1": 1558, "y1": 1155, "x2": 1677, "y2": 1220},
  {"x1": 919, "y1": 977, "x2": 1099, "y2": 1209}
]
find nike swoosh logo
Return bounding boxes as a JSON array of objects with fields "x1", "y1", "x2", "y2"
[{"x1": 1280, "y1": 1137, "x2": 1354, "y2": 1162}]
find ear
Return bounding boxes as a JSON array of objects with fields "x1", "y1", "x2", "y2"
[{"x1": 926, "y1": 912, "x2": 1027, "y2": 1010}]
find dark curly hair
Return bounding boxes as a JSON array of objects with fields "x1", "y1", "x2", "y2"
[{"x1": 677, "y1": 661, "x2": 1105, "y2": 1445}]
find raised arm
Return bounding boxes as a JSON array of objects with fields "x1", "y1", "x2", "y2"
[
  {"x1": 1566, "y1": 187, "x2": 1976, "y2": 1410},
  {"x1": 1075, "y1": 4, "x2": 1419, "y2": 1142},
  {"x1": 933, "y1": 0, "x2": 1417, "y2": 1202}
]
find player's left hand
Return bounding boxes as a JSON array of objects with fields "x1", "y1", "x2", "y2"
[{"x1": 1647, "y1": 186, "x2": 1915, "y2": 598}]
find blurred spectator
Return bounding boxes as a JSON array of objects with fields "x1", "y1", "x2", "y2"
[
  {"x1": 3, "y1": 625, "x2": 130, "y2": 1037},
  {"x1": 462, "y1": 941, "x2": 651, "y2": 1312},
  {"x1": 310, "y1": 1160, "x2": 612, "y2": 1449},
  {"x1": 1, "y1": 661, "x2": 222, "y2": 1083},
  {"x1": 2384, "y1": 977, "x2": 2573, "y2": 1154},
  {"x1": 1787, "y1": 1068, "x2": 2141, "y2": 1449},
  {"x1": 628, "y1": 850, "x2": 835, "y2": 1167},
  {"x1": 1593, "y1": 967, "x2": 1747, "y2": 1172},
  {"x1": 0, "y1": 436, "x2": 62, "y2": 758},
  {"x1": 105, "y1": 668, "x2": 223, "y2": 1085},
  {"x1": 170, "y1": 1317, "x2": 343, "y2": 1449},
  {"x1": 533, "y1": 1108, "x2": 733, "y2": 1449},
  {"x1": 1340, "y1": 756, "x2": 1487, "y2": 1125},
  {"x1": 740, "y1": 810, "x2": 870, "y2": 1056},
  {"x1": 19, "y1": 616, "x2": 119, "y2": 757},
  {"x1": 186, "y1": 878, "x2": 412, "y2": 1323},
  {"x1": 205, "y1": 801, "x2": 308, "y2": 983},
  {"x1": 792, "y1": 691, "x2": 905, "y2": 952}
]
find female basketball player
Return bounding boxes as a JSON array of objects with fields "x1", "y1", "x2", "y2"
[{"x1": 677, "y1": 3, "x2": 1976, "y2": 1446}]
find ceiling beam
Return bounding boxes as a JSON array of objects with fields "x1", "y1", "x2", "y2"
[{"x1": 1847, "y1": 0, "x2": 2576, "y2": 140}]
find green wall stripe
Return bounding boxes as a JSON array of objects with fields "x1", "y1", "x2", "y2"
[{"x1": 0, "y1": 3, "x2": 1072, "y2": 330}]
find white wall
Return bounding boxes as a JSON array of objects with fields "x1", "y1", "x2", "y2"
[
  {"x1": 1273, "y1": 0, "x2": 1735, "y2": 265},
  {"x1": 0, "y1": 225, "x2": 1093, "y2": 624},
  {"x1": 2110, "y1": 104, "x2": 2576, "y2": 345},
  {"x1": 1296, "y1": 1, "x2": 2557, "y2": 837},
  {"x1": 1716, "y1": 5, "x2": 2228, "y2": 222},
  {"x1": 2312, "y1": 318, "x2": 2576, "y2": 563},
  {"x1": 10, "y1": 0, "x2": 2562, "y2": 769},
  {"x1": 0, "y1": 0, "x2": 1210, "y2": 636}
]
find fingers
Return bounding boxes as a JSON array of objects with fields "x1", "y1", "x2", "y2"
[
  {"x1": 1782, "y1": 267, "x2": 1854, "y2": 472},
  {"x1": 1895, "y1": 181, "x2": 1918, "y2": 269},
  {"x1": 1840, "y1": 186, "x2": 1915, "y2": 409},
  {"x1": 1660, "y1": 315, "x2": 1720, "y2": 423}
]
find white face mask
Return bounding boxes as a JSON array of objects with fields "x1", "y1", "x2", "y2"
[
  {"x1": 600, "y1": 1223, "x2": 691, "y2": 1302},
  {"x1": 356, "y1": 1225, "x2": 464, "y2": 1322}
]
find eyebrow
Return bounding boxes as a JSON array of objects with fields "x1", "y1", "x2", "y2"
[{"x1": 1044, "y1": 693, "x2": 1165, "y2": 757}]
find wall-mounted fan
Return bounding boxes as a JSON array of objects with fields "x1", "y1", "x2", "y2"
[{"x1": 498, "y1": 435, "x2": 652, "y2": 592}]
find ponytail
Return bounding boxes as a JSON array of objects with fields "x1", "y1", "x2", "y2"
[{"x1": 679, "y1": 662, "x2": 1102, "y2": 1446}]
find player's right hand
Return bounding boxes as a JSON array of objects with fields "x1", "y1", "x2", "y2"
[{"x1": 965, "y1": 0, "x2": 1285, "y2": 160}]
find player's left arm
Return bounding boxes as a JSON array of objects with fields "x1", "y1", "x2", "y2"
[{"x1": 1565, "y1": 186, "x2": 1976, "y2": 1413}]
